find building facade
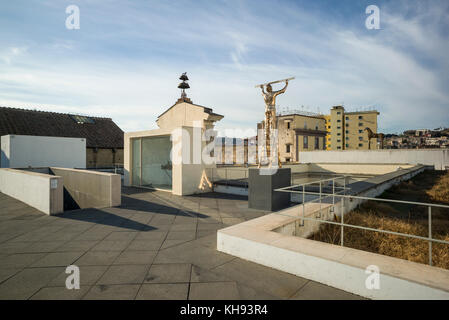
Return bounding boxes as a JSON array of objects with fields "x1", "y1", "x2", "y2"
[
  {"x1": 326, "y1": 106, "x2": 379, "y2": 151},
  {"x1": 0, "y1": 107, "x2": 124, "y2": 168},
  {"x1": 253, "y1": 106, "x2": 380, "y2": 163},
  {"x1": 258, "y1": 113, "x2": 327, "y2": 163}
]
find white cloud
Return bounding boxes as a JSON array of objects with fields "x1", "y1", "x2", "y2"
[
  {"x1": 0, "y1": 46, "x2": 28, "y2": 64},
  {"x1": 0, "y1": 1, "x2": 448, "y2": 134}
]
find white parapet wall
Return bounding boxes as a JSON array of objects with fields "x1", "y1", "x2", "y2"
[
  {"x1": 299, "y1": 149, "x2": 449, "y2": 170},
  {"x1": 0, "y1": 168, "x2": 63, "y2": 215},
  {"x1": 1, "y1": 135, "x2": 86, "y2": 169},
  {"x1": 217, "y1": 165, "x2": 449, "y2": 299},
  {"x1": 50, "y1": 167, "x2": 121, "y2": 208},
  {"x1": 218, "y1": 224, "x2": 449, "y2": 299}
]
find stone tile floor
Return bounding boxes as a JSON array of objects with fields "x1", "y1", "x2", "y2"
[{"x1": 0, "y1": 187, "x2": 363, "y2": 300}]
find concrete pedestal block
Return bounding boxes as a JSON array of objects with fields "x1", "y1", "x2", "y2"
[{"x1": 248, "y1": 167, "x2": 291, "y2": 211}]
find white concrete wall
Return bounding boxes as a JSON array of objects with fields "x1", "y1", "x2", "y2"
[
  {"x1": 0, "y1": 168, "x2": 63, "y2": 215},
  {"x1": 50, "y1": 167, "x2": 121, "y2": 208},
  {"x1": 218, "y1": 231, "x2": 449, "y2": 299},
  {"x1": 1, "y1": 135, "x2": 86, "y2": 169},
  {"x1": 124, "y1": 126, "x2": 215, "y2": 196},
  {"x1": 299, "y1": 149, "x2": 449, "y2": 170}
]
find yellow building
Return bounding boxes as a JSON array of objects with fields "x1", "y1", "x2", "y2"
[
  {"x1": 254, "y1": 106, "x2": 380, "y2": 163},
  {"x1": 326, "y1": 106, "x2": 379, "y2": 150},
  {"x1": 323, "y1": 114, "x2": 331, "y2": 150}
]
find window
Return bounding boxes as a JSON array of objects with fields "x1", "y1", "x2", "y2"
[
  {"x1": 337, "y1": 119, "x2": 341, "y2": 123},
  {"x1": 358, "y1": 143, "x2": 363, "y2": 147},
  {"x1": 346, "y1": 123, "x2": 349, "y2": 127},
  {"x1": 315, "y1": 137, "x2": 319, "y2": 149},
  {"x1": 337, "y1": 112, "x2": 341, "y2": 115},
  {"x1": 286, "y1": 158, "x2": 291, "y2": 162},
  {"x1": 337, "y1": 133, "x2": 341, "y2": 136},
  {"x1": 315, "y1": 125, "x2": 319, "y2": 130},
  {"x1": 337, "y1": 139, "x2": 341, "y2": 142},
  {"x1": 346, "y1": 137, "x2": 349, "y2": 140},
  {"x1": 328, "y1": 126, "x2": 331, "y2": 129},
  {"x1": 345, "y1": 116, "x2": 349, "y2": 120},
  {"x1": 337, "y1": 146, "x2": 341, "y2": 150},
  {"x1": 287, "y1": 122, "x2": 291, "y2": 129},
  {"x1": 346, "y1": 144, "x2": 349, "y2": 148},
  {"x1": 286, "y1": 144, "x2": 291, "y2": 153},
  {"x1": 70, "y1": 115, "x2": 95, "y2": 124},
  {"x1": 345, "y1": 130, "x2": 349, "y2": 134},
  {"x1": 359, "y1": 137, "x2": 363, "y2": 141},
  {"x1": 303, "y1": 136, "x2": 308, "y2": 149},
  {"x1": 359, "y1": 123, "x2": 363, "y2": 126},
  {"x1": 359, "y1": 115, "x2": 363, "y2": 119},
  {"x1": 358, "y1": 130, "x2": 363, "y2": 133}
]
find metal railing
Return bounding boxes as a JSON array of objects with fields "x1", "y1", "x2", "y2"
[{"x1": 275, "y1": 176, "x2": 449, "y2": 266}]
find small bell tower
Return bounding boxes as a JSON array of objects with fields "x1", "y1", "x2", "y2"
[{"x1": 177, "y1": 72, "x2": 192, "y2": 104}]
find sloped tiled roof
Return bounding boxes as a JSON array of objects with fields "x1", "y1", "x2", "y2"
[{"x1": 0, "y1": 107, "x2": 124, "y2": 148}]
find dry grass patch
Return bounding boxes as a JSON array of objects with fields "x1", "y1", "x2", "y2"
[{"x1": 309, "y1": 170, "x2": 449, "y2": 269}]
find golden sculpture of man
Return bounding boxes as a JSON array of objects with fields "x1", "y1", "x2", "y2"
[
  {"x1": 261, "y1": 80, "x2": 289, "y2": 132},
  {"x1": 258, "y1": 79, "x2": 289, "y2": 167}
]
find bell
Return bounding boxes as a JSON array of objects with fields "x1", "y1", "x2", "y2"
[
  {"x1": 178, "y1": 82, "x2": 190, "y2": 89},
  {"x1": 179, "y1": 73, "x2": 189, "y2": 81}
]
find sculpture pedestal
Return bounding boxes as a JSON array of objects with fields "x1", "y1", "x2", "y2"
[{"x1": 248, "y1": 167, "x2": 291, "y2": 211}]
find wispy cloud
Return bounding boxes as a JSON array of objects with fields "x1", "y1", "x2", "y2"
[{"x1": 0, "y1": 0, "x2": 448, "y2": 135}]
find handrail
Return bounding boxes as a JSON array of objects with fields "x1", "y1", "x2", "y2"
[{"x1": 274, "y1": 176, "x2": 449, "y2": 266}]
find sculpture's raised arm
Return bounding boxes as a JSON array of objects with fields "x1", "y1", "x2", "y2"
[{"x1": 273, "y1": 80, "x2": 288, "y2": 97}]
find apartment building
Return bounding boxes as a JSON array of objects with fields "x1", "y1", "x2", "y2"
[
  {"x1": 326, "y1": 106, "x2": 379, "y2": 150},
  {"x1": 258, "y1": 112, "x2": 327, "y2": 163}
]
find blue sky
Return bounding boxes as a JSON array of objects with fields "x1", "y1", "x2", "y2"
[{"x1": 1, "y1": 0, "x2": 448, "y2": 136}]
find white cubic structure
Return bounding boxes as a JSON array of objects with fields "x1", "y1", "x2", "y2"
[
  {"x1": 1, "y1": 135, "x2": 86, "y2": 169},
  {"x1": 124, "y1": 100, "x2": 223, "y2": 196}
]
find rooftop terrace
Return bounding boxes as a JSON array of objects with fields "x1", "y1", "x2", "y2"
[{"x1": 0, "y1": 187, "x2": 361, "y2": 300}]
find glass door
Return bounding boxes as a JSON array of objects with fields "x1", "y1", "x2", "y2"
[{"x1": 131, "y1": 136, "x2": 172, "y2": 190}]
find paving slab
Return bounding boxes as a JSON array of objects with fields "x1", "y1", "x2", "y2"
[
  {"x1": 49, "y1": 265, "x2": 109, "y2": 287},
  {"x1": 90, "y1": 240, "x2": 132, "y2": 251},
  {"x1": 189, "y1": 282, "x2": 240, "y2": 300},
  {"x1": 113, "y1": 250, "x2": 157, "y2": 265},
  {"x1": 136, "y1": 283, "x2": 189, "y2": 300},
  {"x1": 212, "y1": 259, "x2": 309, "y2": 299},
  {"x1": 0, "y1": 268, "x2": 21, "y2": 284},
  {"x1": 75, "y1": 251, "x2": 121, "y2": 266},
  {"x1": 31, "y1": 251, "x2": 85, "y2": 267},
  {"x1": 0, "y1": 189, "x2": 362, "y2": 300},
  {"x1": 145, "y1": 263, "x2": 191, "y2": 284},
  {"x1": 190, "y1": 265, "x2": 230, "y2": 283},
  {"x1": 127, "y1": 239, "x2": 164, "y2": 251},
  {"x1": 83, "y1": 284, "x2": 140, "y2": 300},
  {"x1": 97, "y1": 265, "x2": 148, "y2": 285},
  {"x1": 1, "y1": 253, "x2": 47, "y2": 269},
  {"x1": 0, "y1": 267, "x2": 63, "y2": 299},
  {"x1": 52, "y1": 240, "x2": 99, "y2": 252},
  {"x1": 30, "y1": 286, "x2": 91, "y2": 300},
  {"x1": 290, "y1": 280, "x2": 364, "y2": 300}
]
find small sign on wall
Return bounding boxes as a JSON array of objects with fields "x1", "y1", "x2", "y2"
[{"x1": 50, "y1": 179, "x2": 58, "y2": 189}]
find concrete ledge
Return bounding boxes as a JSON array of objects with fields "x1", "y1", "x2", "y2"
[
  {"x1": 299, "y1": 149, "x2": 449, "y2": 170},
  {"x1": 50, "y1": 167, "x2": 121, "y2": 209},
  {"x1": 218, "y1": 202, "x2": 449, "y2": 299},
  {"x1": 217, "y1": 165, "x2": 449, "y2": 299},
  {"x1": 0, "y1": 168, "x2": 63, "y2": 215}
]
